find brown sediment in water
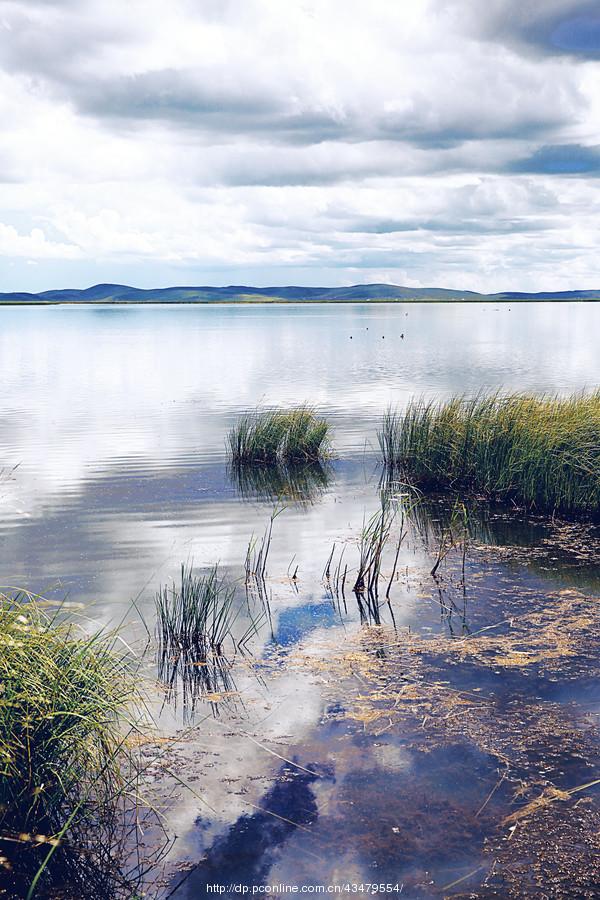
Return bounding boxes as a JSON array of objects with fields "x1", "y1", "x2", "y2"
[
  {"x1": 141, "y1": 526, "x2": 600, "y2": 898},
  {"x1": 276, "y1": 557, "x2": 600, "y2": 896}
]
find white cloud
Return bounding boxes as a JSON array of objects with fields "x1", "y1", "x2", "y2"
[
  {"x1": 0, "y1": 222, "x2": 80, "y2": 258},
  {"x1": 0, "y1": 0, "x2": 599, "y2": 291}
]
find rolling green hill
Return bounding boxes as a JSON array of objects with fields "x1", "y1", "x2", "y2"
[{"x1": 1, "y1": 283, "x2": 599, "y2": 304}]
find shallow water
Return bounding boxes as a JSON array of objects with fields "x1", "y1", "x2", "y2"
[
  {"x1": 148, "y1": 523, "x2": 600, "y2": 898},
  {"x1": 0, "y1": 301, "x2": 599, "y2": 898},
  {"x1": 0, "y1": 301, "x2": 598, "y2": 617}
]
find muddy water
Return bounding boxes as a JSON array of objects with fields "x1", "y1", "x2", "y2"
[{"x1": 0, "y1": 302, "x2": 598, "y2": 897}]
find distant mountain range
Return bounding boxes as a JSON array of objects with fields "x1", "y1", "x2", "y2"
[{"x1": 1, "y1": 283, "x2": 600, "y2": 304}]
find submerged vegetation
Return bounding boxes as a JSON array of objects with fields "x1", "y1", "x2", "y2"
[
  {"x1": 158, "y1": 646, "x2": 238, "y2": 722},
  {"x1": 3, "y1": 387, "x2": 600, "y2": 894},
  {"x1": 0, "y1": 593, "x2": 145, "y2": 898},
  {"x1": 227, "y1": 407, "x2": 331, "y2": 466},
  {"x1": 379, "y1": 391, "x2": 600, "y2": 518}
]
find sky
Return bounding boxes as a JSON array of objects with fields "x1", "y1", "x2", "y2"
[{"x1": 1, "y1": 0, "x2": 600, "y2": 293}]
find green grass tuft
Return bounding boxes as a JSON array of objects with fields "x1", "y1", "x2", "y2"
[
  {"x1": 0, "y1": 593, "x2": 142, "y2": 896},
  {"x1": 156, "y1": 564, "x2": 258, "y2": 659},
  {"x1": 379, "y1": 391, "x2": 600, "y2": 518},
  {"x1": 226, "y1": 407, "x2": 331, "y2": 466}
]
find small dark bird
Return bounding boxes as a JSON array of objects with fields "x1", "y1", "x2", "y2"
[
  {"x1": 350, "y1": 335, "x2": 353, "y2": 339},
  {"x1": 401, "y1": 333, "x2": 404, "y2": 339},
  {"x1": 382, "y1": 335, "x2": 385, "y2": 339}
]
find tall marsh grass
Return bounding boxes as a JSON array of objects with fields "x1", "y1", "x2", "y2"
[
  {"x1": 227, "y1": 407, "x2": 331, "y2": 466},
  {"x1": 0, "y1": 593, "x2": 142, "y2": 897},
  {"x1": 379, "y1": 392, "x2": 600, "y2": 518}
]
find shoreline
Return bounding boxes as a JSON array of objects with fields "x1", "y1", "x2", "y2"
[{"x1": 1, "y1": 296, "x2": 600, "y2": 306}]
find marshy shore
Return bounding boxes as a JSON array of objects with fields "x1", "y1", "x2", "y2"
[{"x1": 2, "y1": 390, "x2": 599, "y2": 897}]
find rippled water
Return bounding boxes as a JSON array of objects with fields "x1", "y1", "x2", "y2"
[
  {"x1": 0, "y1": 301, "x2": 598, "y2": 618},
  {"x1": 1, "y1": 301, "x2": 599, "y2": 898}
]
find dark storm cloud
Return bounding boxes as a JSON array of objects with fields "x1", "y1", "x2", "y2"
[
  {"x1": 509, "y1": 144, "x2": 600, "y2": 175},
  {"x1": 523, "y1": 8, "x2": 600, "y2": 57},
  {"x1": 452, "y1": 0, "x2": 600, "y2": 58}
]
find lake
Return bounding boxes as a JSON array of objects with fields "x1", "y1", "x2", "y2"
[{"x1": 1, "y1": 301, "x2": 599, "y2": 897}]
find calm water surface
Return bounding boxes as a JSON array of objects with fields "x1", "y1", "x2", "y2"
[
  {"x1": 0, "y1": 301, "x2": 598, "y2": 617},
  {"x1": 1, "y1": 301, "x2": 599, "y2": 898}
]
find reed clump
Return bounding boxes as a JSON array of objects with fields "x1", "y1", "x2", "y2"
[
  {"x1": 379, "y1": 392, "x2": 600, "y2": 518},
  {"x1": 0, "y1": 593, "x2": 141, "y2": 895},
  {"x1": 227, "y1": 407, "x2": 331, "y2": 466},
  {"x1": 155, "y1": 565, "x2": 261, "y2": 722},
  {"x1": 156, "y1": 564, "x2": 257, "y2": 658}
]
